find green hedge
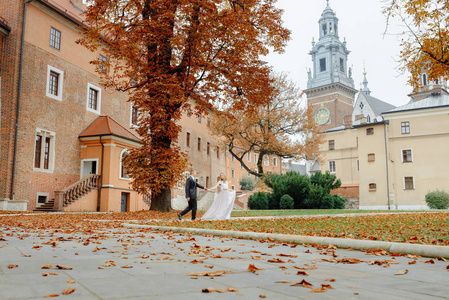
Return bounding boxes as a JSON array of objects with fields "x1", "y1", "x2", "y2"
[
  {"x1": 280, "y1": 194, "x2": 294, "y2": 209},
  {"x1": 425, "y1": 190, "x2": 449, "y2": 209},
  {"x1": 248, "y1": 192, "x2": 269, "y2": 210}
]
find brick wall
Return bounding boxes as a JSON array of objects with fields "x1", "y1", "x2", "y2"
[
  {"x1": 14, "y1": 41, "x2": 133, "y2": 209},
  {"x1": 0, "y1": 0, "x2": 24, "y2": 201}
]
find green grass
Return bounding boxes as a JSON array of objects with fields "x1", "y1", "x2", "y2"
[{"x1": 230, "y1": 209, "x2": 412, "y2": 217}]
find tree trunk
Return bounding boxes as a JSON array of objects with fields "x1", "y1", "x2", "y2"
[{"x1": 150, "y1": 186, "x2": 172, "y2": 212}]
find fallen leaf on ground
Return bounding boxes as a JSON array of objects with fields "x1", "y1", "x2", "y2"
[
  {"x1": 421, "y1": 259, "x2": 435, "y2": 264},
  {"x1": 325, "y1": 278, "x2": 336, "y2": 282},
  {"x1": 7, "y1": 264, "x2": 18, "y2": 269},
  {"x1": 121, "y1": 265, "x2": 133, "y2": 268},
  {"x1": 42, "y1": 264, "x2": 53, "y2": 269},
  {"x1": 62, "y1": 287, "x2": 75, "y2": 295},
  {"x1": 259, "y1": 295, "x2": 266, "y2": 298},
  {"x1": 49, "y1": 272, "x2": 58, "y2": 275},
  {"x1": 56, "y1": 265, "x2": 72, "y2": 270},
  {"x1": 409, "y1": 260, "x2": 417, "y2": 265},
  {"x1": 275, "y1": 280, "x2": 291, "y2": 283},
  {"x1": 296, "y1": 271, "x2": 310, "y2": 276},
  {"x1": 291, "y1": 279, "x2": 313, "y2": 288},
  {"x1": 395, "y1": 270, "x2": 408, "y2": 275},
  {"x1": 202, "y1": 287, "x2": 218, "y2": 293},
  {"x1": 21, "y1": 253, "x2": 31, "y2": 257},
  {"x1": 321, "y1": 284, "x2": 333, "y2": 289},
  {"x1": 44, "y1": 294, "x2": 59, "y2": 298},
  {"x1": 248, "y1": 264, "x2": 264, "y2": 273},
  {"x1": 42, "y1": 273, "x2": 49, "y2": 276},
  {"x1": 228, "y1": 287, "x2": 239, "y2": 292},
  {"x1": 310, "y1": 287, "x2": 327, "y2": 293},
  {"x1": 267, "y1": 258, "x2": 285, "y2": 263},
  {"x1": 67, "y1": 278, "x2": 76, "y2": 284}
]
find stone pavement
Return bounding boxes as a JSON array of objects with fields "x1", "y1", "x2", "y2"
[{"x1": 1, "y1": 225, "x2": 448, "y2": 299}]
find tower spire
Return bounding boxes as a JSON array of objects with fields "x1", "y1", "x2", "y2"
[{"x1": 362, "y1": 66, "x2": 371, "y2": 95}]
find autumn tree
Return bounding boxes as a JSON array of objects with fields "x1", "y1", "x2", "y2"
[
  {"x1": 210, "y1": 73, "x2": 321, "y2": 178},
  {"x1": 384, "y1": 0, "x2": 449, "y2": 89},
  {"x1": 78, "y1": 0, "x2": 290, "y2": 211}
]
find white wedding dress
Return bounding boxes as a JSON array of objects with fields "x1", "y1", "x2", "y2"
[{"x1": 201, "y1": 181, "x2": 236, "y2": 220}]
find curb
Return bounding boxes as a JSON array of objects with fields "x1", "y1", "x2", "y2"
[{"x1": 122, "y1": 223, "x2": 449, "y2": 259}]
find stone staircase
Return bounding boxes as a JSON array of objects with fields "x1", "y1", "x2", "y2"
[{"x1": 34, "y1": 198, "x2": 58, "y2": 212}]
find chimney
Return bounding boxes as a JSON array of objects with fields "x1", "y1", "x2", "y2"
[{"x1": 343, "y1": 115, "x2": 352, "y2": 129}]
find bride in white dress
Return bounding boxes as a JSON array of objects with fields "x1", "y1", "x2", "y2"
[{"x1": 201, "y1": 173, "x2": 236, "y2": 220}]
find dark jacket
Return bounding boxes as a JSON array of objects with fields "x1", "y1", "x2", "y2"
[{"x1": 185, "y1": 176, "x2": 204, "y2": 200}]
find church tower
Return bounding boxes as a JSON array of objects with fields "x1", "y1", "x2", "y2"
[{"x1": 305, "y1": 1, "x2": 357, "y2": 131}]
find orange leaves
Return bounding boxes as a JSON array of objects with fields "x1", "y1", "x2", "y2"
[
  {"x1": 248, "y1": 264, "x2": 264, "y2": 273},
  {"x1": 202, "y1": 287, "x2": 239, "y2": 294},
  {"x1": 62, "y1": 288, "x2": 76, "y2": 295},
  {"x1": 7, "y1": 264, "x2": 18, "y2": 269},
  {"x1": 291, "y1": 279, "x2": 313, "y2": 288},
  {"x1": 267, "y1": 258, "x2": 285, "y2": 263},
  {"x1": 188, "y1": 270, "x2": 233, "y2": 279},
  {"x1": 395, "y1": 270, "x2": 409, "y2": 275}
]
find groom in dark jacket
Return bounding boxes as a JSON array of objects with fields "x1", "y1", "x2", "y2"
[{"x1": 178, "y1": 169, "x2": 207, "y2": 220}]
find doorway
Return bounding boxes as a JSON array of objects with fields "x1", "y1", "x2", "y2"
[
  {"x1": 121, "y1": 193, "x2": 129, "y2": 212},
  {"x1": 81, "y1": 159, "x2": 98, "y2": 178}
]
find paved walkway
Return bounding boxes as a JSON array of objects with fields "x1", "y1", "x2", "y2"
[{"x1": 1, "y1": 226, "x2": 448, "y2": 299}]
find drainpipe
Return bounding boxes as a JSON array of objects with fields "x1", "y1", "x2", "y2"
[
  {"x1": 10, "y1": 0, "x2": 34, "y2": 200},
  {"x1": 383, "y1": 120, "x2": 391, "y2": 210},
  {"x1": 97, "y1": 136, "x2": 104, "y2": 212}
]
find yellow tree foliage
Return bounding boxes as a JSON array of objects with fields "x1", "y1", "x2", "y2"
[
  {"x1": 210, "y1": 73, "x2": 322, "y2": 178},
  {"x1": 384, "y1": 0, "x2": 449, "y2": 90},
  {"x1": 77, "y1": 0, "x2": 290, "y2": 211}
]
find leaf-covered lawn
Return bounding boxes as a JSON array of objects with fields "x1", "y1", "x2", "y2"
[
  {"x1": 230, "y1": 209, "x2": 408, "y2": 217},
  {"x1": 152, "y1": 212, "x2": 449, "y2": 246}
]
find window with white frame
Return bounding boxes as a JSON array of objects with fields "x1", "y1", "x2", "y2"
[
  {"x1": 34, "y1": 129, "x2": 55, "y2": 173},
  {"x1": 231, "y1": 155, "x2": 235, "y2": 162},
  {"x1": 231, "y1": 169, "x2": 235, "y2": 178},
  {"x1": 130, "y1": 105, "x2": 139, "y2": 126},
  {"x1": 231, "y1": 185, "x2": 235, "y2": 190},
  {"x1": 404, "y1": 176, "x2": 414, "y2": 190},
  {"x1": 369, "y1": 183, "x2": 377, "y2": 191},
  {"x1": 401, "y1": 122, "x2": 410, "y2": 134},
  {"x1": 87, "y1": 83, "x2": 101, "y2": 113},
  {"x1": 120, "y1": 149, "x2": 130, "y2": 180},
  {"x1": 36, "y1": 192, "x2": 49, "y2": 207},
  {"x1": 356, "y1": 159, "x2": 360, "y2": 172},
  {"x1": 46, "y1": 65, "x2": 63, "y2": 101},
  {"x1": 264, "y1": 155, "x2": 269, "y2": 166},
  {"x1": 402, "y1": 149, "x2": 413, "y2": 163},
  {"x1": 247, "y1": 152, "x2": 251, "y2": 162},
  {"x1": 49, "y1": 27, "x2": 61, "y2": 50},
  {"x1": 254, "y1": 153, "x2": 258, "y2": 163},
  {"x1": 273, "y1": 157, "x2": 277, "y2": 167},
  {"x1": 329, "y1": 160, "x2": 336, "y2": 173},
  {"x1": 99, "y1": 54, "x2": 108, "y2": 71}
]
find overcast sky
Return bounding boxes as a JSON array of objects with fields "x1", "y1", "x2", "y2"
[{"x1": 265, "y1": 0, "x2": 410, "y2": 107}]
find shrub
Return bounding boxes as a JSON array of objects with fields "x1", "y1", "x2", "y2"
[
  {"x1": 265, "y1": 172, "x2": 310, "y2": 209},
  {"x1": 304, "y1": 184, "x2": 326, "y2": 209},
  {"x1": 267, "y1": 193, "x2": 279, "y2": 210},
  {"x1": 239, "y1": 177, "x2": 255, "y2": 191},
  {"x1": 310, "y1": 171, "x2": 341, "y2": 194},
  {"x1": 320, "y1": 194, "x2": 334, "y2": 209},
  {"x1": 425, "y1": 190, "x2": 449, "y2": 209},
  {"x1": 279, "y1": 194, "x2": 294, "y2": 209},
  {"x1": 332, "y1": 195, "x2": 347, "y2": 209},
  {"x1": 248, "y1": 192, "x2": 269, "y2": 210},
  {"x1": 320, "y1": 194, "x2": 347, "y2": 209}
]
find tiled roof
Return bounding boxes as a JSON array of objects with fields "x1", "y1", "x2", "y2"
[
  {"x1": 363, "y1": 94, "x2": 396, "y2": 115},
  {"x1": 79, "y1": 115, "x2": 141, "y2": 143},
  {"x1": 384, "y1": 93, "x2": 449, "y2": 114}
]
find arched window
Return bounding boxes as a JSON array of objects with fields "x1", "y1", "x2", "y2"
[{"x1": 120, "y1": 149, "x2": 130, "y2": 180}]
